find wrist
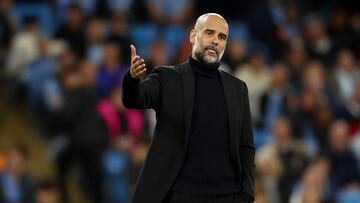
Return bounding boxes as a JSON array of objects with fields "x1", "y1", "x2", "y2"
[{"x1": 129, "y1": 69, "x2": 136, "y2": 78}]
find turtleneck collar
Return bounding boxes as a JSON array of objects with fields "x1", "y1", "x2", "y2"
[{"x1": 189, "y1": 56, "x2": 220, "y2": 78}]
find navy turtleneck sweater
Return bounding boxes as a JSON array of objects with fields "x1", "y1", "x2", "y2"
[{"x1": 173, "y1": 56, "x2": 241, "y2": 196}]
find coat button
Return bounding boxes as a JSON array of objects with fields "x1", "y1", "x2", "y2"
[{"x1": 178, "y1": 154, "x2": 184, "y2": 159}]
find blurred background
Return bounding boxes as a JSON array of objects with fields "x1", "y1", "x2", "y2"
[{"x1": 0, "y1": 0, "x2": 360, "y2": 202}]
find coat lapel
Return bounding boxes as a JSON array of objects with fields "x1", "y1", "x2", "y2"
[
  {"x1": 180, "y1": 61, "x2": 194, "y2": 151},
  {"x1": 220, "y1": 71, "x2": 239, "y2": 170}
]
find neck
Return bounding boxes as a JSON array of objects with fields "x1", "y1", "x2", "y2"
[{"x1": 189, "y1": 56, "x2": 220, "y2": 78}]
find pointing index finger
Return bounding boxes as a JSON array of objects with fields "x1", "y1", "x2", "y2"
[{"x1": 130, "y1": 44, "x2": 137, "y2": 60}]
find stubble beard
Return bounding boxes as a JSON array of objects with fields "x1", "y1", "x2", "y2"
[{"x1": 193, "y1": 43, "x2": 223, "y2": 66}]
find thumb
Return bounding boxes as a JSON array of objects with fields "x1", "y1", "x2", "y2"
[{"x1": 130, "y1": 44, "x2": 136, "y2": 60}]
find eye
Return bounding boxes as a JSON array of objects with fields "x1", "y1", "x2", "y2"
[{"x1": 219, "y1": 35, "x2": 227, "y2": 41}]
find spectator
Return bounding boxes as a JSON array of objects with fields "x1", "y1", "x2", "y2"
[
  {"x1": 336, "y1": 81, "x2": 360, "y2": 135},
  {"x1": 107, "y1": 13, "x2": 132, "y2": 64},
  {"x1": 253, "y1": 179, "x2": 269, "y2": 203},
  {"x1": 56, "y1": 0, "x2": 96, "y2": 18},
  {"x1": 84, "y1": 17, "x2": 107, "y2": 65},
  {"x1": 284, "y1": 41, "x2": 309, "y2": 93},
  {"x1": 349, "y1": 13, "x2": 360, "y2": 53},
  {"x1": 234, "y1": 51, "x2": 271, "y2": 125},
  {"x1": 328, "y1": 9, "x2": 358, "y2": 53},
  {"x1": 96, "y1": 87, "x2": 145, "y2": 149},
  {"x1": 128, "y1": 135, "x2": 151, "y2": 192},
  {"x1": 102, "y1": 148, "x2": 130, "y2": 203},
  {"x1": 0, "y1": 0, "x2": 14, "y2": 65},
  {"x1": 55, "y1": 3, "x2": 85, "y2": 57},
  {"x1": 97, "y1": 41, "x2": 127, "y2": 98},
  {"x1": 57, "y1": 59, "x2": 105, "y2": 203},
  {"x1": 257, "y1": 117, "x2": 307, "y2": 203},
  {"x1": 302, "y1": 60, "x2": 337, "y2": 109},
  {"x1": 43, "y1": 49, "x2": 77, "y2": 114},
  {"x1": 25, "y1": 38, "x2": 61, "y2": 113},
  {"x1": 256, "y1": 137, "x2": 283, "y2": 203},
  {"x1": 95, "y1": 0, "x2": 134, "y2": 19},
  {"x1": 289, "y1": 156, "x2": 331, "y2": 203},
  {"x1": 146, "y1": 38, "x2": 169, "y2": 73},
  {"x1": 290, "y1": 88, "x2": 321, "y2": 152},
  {"x1": 42, "y1": 50, "x2": 78, "y2": 135},
  {"x1": 259, "y1": 62, "x2": 292, "y2": 130},
  {"x1": 145, "y1": 0, "x2": 194, "y2": 25},
  {"x1": 332, "y1": 48, "x2": 360, "y2": 102},
  {"x1": 246, "y1": 0, "x2": 281, "y2": 59},
  {"x1": 6, "y1": 16, "x2": 41, "y2": 83},
  {"x1": 326, "y1": 120, "x2": 360, "y2": 194},
  {"x1": 35, "y1": 179, "x2": 59, "y2": 203},
  {"x1": 0, "y1": 143, "x2": 35, "y2": 203},
  {"x1": 304, "y1": 14, "x2": 336, "y2": 65},
  {"x1": 222, "y1": 38, "x2": 247, "y2": 72},
  {"x1": 276, "y1": 1, "x2": 302, "y2": 45}
]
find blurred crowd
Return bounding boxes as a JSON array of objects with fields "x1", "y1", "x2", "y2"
[{"x1": 0, "y1": 0, "x2": 360, "y2": 203}]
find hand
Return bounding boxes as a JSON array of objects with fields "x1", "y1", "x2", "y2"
[{"x1": 130, "y1": 44, "x2": 147, "y2": 80}]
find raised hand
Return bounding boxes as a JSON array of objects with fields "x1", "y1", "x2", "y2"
[{"x1": 130, "y1": 44, "x2": 147, "y2": 80}]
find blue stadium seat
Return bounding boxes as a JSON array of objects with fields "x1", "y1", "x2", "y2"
[
  {"x1": 228, "y1": 21, "x2": 250, "y2": 41},
  {"x1": 13, "y1": 3, "x2": 55, "y2": 36},
  {"x1": 129, "y1": 23, "x2": 159, "y2": 59},
  {"x1": 163, "y1": 25, "x2": 187, "y2": 59},
  {"x1": 248, "y1": 40, "x2": 273, "y2": 65},
  {"x1": 337, "y1": 189, "x2": 360, "y2": 203},
  {"x1": 254, "y1": 128, "x2": 271, "y2": 149}
]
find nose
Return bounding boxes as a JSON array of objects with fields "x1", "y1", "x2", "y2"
[{"x1": 212, "y1": 36, "x2": 219, "y2": 45}]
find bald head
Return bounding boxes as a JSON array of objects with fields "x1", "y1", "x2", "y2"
[
  {"x1": 194, "y1": 13, "x2": 228, "y2": 31},
  {"x1": 190, "y1": 13, "x2": 229, "y2": 65}
]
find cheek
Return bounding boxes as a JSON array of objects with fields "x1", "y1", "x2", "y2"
[
  {"x1": 194, "y1": 39, "x2": 205, "y2": 50},
  {"x1": 221, "y1": 43, "x2": 228, "y2": 53},
  {"x1": 217, "y1": 44, "x2": 226, "y2": 55},
  {"x1": 220, "y1": 42, "x2": 227, "y2": 50},
  {"x1": 197, "y1": 35, "x2": 210, "y2": 47}
]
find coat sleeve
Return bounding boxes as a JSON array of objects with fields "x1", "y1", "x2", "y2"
[
  {"x1": 122, "y1": 67, "x2": 162, "y2": 109},
  {"x1": 239, "y1": 81, "x2": 255, "y2": 203}
]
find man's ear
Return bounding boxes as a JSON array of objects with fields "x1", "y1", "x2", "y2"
[{"x1": 189, "y1": 29, "x2": 196, "y2": 45}]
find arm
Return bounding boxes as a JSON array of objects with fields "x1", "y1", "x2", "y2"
[
  {"x1": 239, "y1": 82, "x2": 255, "y2": 203},
  {"x1": 121, "y1": 45, "x2": 161, "y2": 109},
  {"x1": 122, "y1": 67, "x2": 161, "y2": 109}
]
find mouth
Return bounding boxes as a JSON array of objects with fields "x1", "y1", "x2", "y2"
[{"x1": 205, "y1": 47, "x2": 218, "y2": 57}]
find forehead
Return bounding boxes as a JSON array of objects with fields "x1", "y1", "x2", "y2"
[{"x1": 197, "y1": 16, "x2": 229, "y2": 35}]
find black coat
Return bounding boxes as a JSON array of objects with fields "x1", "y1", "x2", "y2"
[{"x1": 122, "y1": 60, "x2": 255, "y2": 203}]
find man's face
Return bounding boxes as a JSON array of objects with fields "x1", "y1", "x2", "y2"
[
  {"x1": 190, "y1": 15, "x2": 228, "y2": 65},
  {"x1": 8, "y1": 150, "x2": 25, "y2": 175}
]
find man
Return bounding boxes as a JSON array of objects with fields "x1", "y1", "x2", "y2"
[
  {"x1": 0, "y1": 143, "x2": 35, "y2": 203},
  {"x1": 122, "y1": 13, "x2": 255, "y2": 203}
]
